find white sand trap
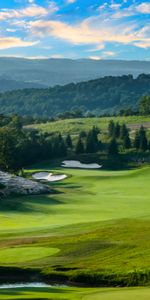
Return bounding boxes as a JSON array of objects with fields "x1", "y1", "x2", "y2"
[
  {"x1": 62, "y1": 160, "x2": 102, "y2": 169},
  {"x1": 32, "y1": 172, "x2": 67, "y2": 182}
]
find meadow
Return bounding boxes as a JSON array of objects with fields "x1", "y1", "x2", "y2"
[{"x1": 27, "y1": 115, "x2": 150, "y2": 135}]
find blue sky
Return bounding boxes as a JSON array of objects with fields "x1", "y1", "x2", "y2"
[{"x1": 0, "y1": 0, "x2": 150, "y2": 60}]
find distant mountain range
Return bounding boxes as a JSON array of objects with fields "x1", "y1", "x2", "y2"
[
  {"x1": 0, "y1": 78, "x2": 46, "y2": 92},
  {"x1": 0, "y1": 74, "x2": 149, "y2": 117},
  {"x1": 0, "y1": 57, "x2": 150, "y2": 90}
]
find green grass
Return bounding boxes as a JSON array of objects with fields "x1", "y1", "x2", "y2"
[
  {"x1": 0, "y1": 166, "x2": 150, "y2": 232},
  {"x1": 27, "y1": 116, "x2": 150, "y2": 135},
  {"x1": 0, "y1": 247, "x2": 59, "y2": 264},
  {"x1": 0, "y1": 287, "x2": 150, "y2": 299},
  {"x1": 0, "y1": 165, "x2": 149, "y2": 277}
]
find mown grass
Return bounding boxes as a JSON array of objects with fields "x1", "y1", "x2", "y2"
[
  {"x1": 0, "y1": 247, "x2": 59, "y2": 264},
  {"x1": 0, "y1": 166, "x2": 149, "y2": 232},
  {"x1": 0, "y1": 165, "x2": 149, "y2": 281},
  {"x1": 27, "y1": 116, "x2": 150, "y2": 135},
  {"x1": 0, "y1": 286, "x2": 150, "y2": 299}
]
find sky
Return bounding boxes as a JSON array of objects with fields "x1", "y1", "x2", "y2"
[{"x1": 0, "y1": 0, "x2": 150, "y2": 60}]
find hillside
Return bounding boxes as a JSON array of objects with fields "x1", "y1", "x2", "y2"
[
  {"x1": 0, "y1": 78, "x2": 46, "y2": 92},
  {"x1": 29, "y1": 115, "x2": 150, "y2": 135},
  {"x1": 0, "y1": 74, "x2": 150, "y2": 117},
  {"x1": 0, "y1": 57, "x2": 150, "y2": 87}
]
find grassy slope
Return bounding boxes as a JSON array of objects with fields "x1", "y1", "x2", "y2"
[
  {"x1": 0, "y1": 165, "x2": 149, "y2": 275},
  {"x1": 27, "y1": 116, "x2": 150, "y2": 135},
  {"x1": 0, "y1": 287, "x2": 150, "y2": 299}
]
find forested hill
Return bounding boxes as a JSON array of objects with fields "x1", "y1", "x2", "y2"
[
  {"x1": 0, "y1": 74, "x2": 150, "y2": 117},
  {"x1": 0, "y1": 78, "x2": 46, "y2": 92},
  {"x1": 0, "y1": 57, "x2": 150, "y2": 87}
]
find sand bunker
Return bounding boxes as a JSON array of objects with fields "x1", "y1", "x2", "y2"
[
  {"x1": 32, "y1": 172, "x2": 67, "y2": 182},
  {"x1": 62, "y1": 160, "x2": 102, "y2": 169}
]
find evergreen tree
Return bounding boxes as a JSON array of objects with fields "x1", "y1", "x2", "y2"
[
  {"x1": 86, "y1": 132, "x2": 96, "y2": 153},
  {"x1": 58, "y1": 133, "x2": 63, "y2": 143},
  {"x1": 114, "y1": 122, "x2": 121, "y2": 138},
  {"x1": 134, "y1": 131, "x2": 140, "y2": 150},
  {"x1": 140, "y1": 135, "x2": 148, "y2": 152},
  {"x1": 108, "y1": 138, "x2": 118, "y2": 155},
  {"x1": 79, "y1": 131, "x2": 87, "y2": 138},
  {"x1": 66, "y1": 134, "x2": 72, "y2": 148},
  {"x1": 92, "y1": 126, "x2": 100, "y2": 142},
  {"x1": 123, "y1": 133, "x2": 131, "y2": 149},
  {"x1": 108, "y1": 120, "x2": 115, "y2": 137},
  {"x1": 61, "y1": 139, "x2": 67, "y2": 156},
  {"x1": 52, "y1": 135, "x2": 67, "y2": 158},
  {"x1": 120, "y1": 124, "x2": 128, "y2": 140},
  {"x1": 85, "y1": 127, "x2": 100, "y2": 153},
  {"x1": 139, "y1": 95, "x2": 150, "y2": 115},
  {"x1": 138, "y1": 126, "x2": 148, "y2": 151},
  {"x1": 75, "y1": 137, "x2": 84, "y2": 154}
]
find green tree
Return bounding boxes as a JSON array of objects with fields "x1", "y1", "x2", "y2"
[
  {"x1": 108, "y1": 120, "x2": 115, "y2": 137},
  {"x1": 75, "y1": 137, "x2": 84, "y2": 154},
  {"x1": 123, "y1": 133, "x2": 131, "y2": 149},
  {"x1": 139, "y1": 126, "x2": 148, "y2": 151},
  {"x1": 139, "y1": 96, "x2": 150, "y2": 115},
  {"x1": 120, "y1": 124, "x2": 128, "y2": 140},
  {"x1": 66, "y1": 134, "x2": 73, "y2": 148},
  {"x1": 114, "y1": 122, "x2": 121, "y2": 138},
  {"x1": 0, "y1": 127, "x2": 22, "y2": 172},
  {"x1": 85, "y1": 127, "x2": 100, "y2": 153},
  {"x1": 86, "y1": 132, "x2": 96, "y2": 153},
  {"x1": 134, "y1": 131, "x2": 140, "y2": 150},
  {"x1": 108, "y1": 138, "x2": 118, "y2": 155},
  {"x1": 52, "y1": 134, "x2": 67, "y2": 158}
]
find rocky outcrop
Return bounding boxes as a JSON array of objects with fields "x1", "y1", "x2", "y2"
[{"x1": 0, "y1": 171, "x2": 50, "y2": 196}]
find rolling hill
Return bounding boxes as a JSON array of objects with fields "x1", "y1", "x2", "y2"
[
  {"x1": 0, "y1": 77, "x2": 46, "y2": 92},
  {"x1": 0, "y1": 74, "x2": 150, "y2": 117},
  {"x1": 0, "y1": 57, "x2": 150, "y2": 87}
]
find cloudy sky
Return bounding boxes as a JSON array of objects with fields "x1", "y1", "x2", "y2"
[{"x1": 0, "y1": 0, "x2": 150, "y2": 60}]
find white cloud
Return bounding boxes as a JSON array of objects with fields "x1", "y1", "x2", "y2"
[
  {"x1": 50, "y1": 54, "x2": 64, "y2": 58},
  {"x1": 89, "y1": 56, "x2": 102, "y2": 60},
  {"x1": 89, "y1": 51, "x2": 116, "y2": 60},
  {"x1": 66, "y1": 0, "x2": 76, "y2": 4},
  {"x1": 0, "y1": 3, "x2": 58, "y2": 21},
  {"x1": 6, "y1": 28, "x2": 17, "y2": 32},
  {"x1": 103, "y1": 51, "x2": 116, "y2": 56},
  {"x1": 88, "y1": 44, "x2": 105, "y2": 52},
  {"x1": 110, "y1": 3, "x2": 122, "y2": 10},
  {"x1": 0, "y1": 37, "x2": 38, "y2": 49},
  {"x1": 29, "y1": 16, "x2": 150, "y2": 49},
  {"x1": 136, "y1": 3, "x2": 150, "y2": 14}
]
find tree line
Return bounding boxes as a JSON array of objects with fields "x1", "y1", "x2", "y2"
[
  {"x1": 0, "y1": 74, "x2": 150, "y2": 117},
  {"x1": 74, "y1": 121, "x2": 150, "y2": 156},
  {"x1": 0, "y1": 124, "x2": 67, "y2": 172},
  {"x1": 0, "y1": 116, "x2": 149, "y2": 173}
]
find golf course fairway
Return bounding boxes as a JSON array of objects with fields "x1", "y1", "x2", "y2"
[
  {"x1": 0, "y1": 164, "x2": 149, "y2": 298},
  {"x1": 0, "y1": 286, "x2": 150, "y2": 299}
]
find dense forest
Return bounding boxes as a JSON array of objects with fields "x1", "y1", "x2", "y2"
[
  {"x1": 0, "y1": 78, "x2": 46, "y2": 92},
  {"x1": 0, "y1": 114, "x2": 149, "y2": 173},
  {"x1": 0, "y1": 74, "x2": 150, "y2": 118}
]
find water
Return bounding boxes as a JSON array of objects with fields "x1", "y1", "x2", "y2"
[{"x1": 0, "y1": 282, "x2": 67, "y2": 289}]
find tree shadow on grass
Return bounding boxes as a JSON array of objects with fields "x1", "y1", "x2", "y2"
[
  {"x1": 49, "y1": 181, "x2": 82, "y2": 189},
  {"x1": 0, "y1": 194, "x2": 64, "y2": 213},
  {"x1": 0, "y1": 286, "x2": 71, "y2": 296}
]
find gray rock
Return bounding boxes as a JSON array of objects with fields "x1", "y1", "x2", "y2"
[{"x1": 0, "y1": 171, "x2": 50, "y2": 196}]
